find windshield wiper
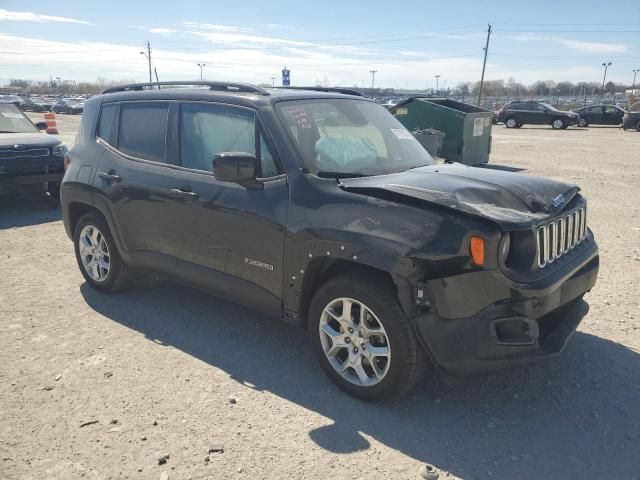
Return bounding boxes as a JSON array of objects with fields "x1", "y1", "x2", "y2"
[{"x1": 317, "y1": 171, "x2": 371, "y2": 179}]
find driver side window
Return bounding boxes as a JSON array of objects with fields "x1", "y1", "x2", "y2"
[{"x1": 179, "y1": 103, "x2": 279, "y2": 176}]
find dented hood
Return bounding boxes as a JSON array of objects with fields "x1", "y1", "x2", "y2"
[{"x1": 339, "y1": 164, "x2": 579, "y2": 229}]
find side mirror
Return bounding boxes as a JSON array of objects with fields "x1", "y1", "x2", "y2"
[
  {"x1": 35, "y1": 121, "x2": 47, "y2": 131},
  {"x1": 213, "y1": 152, "x2": 261, "y2": 188}
]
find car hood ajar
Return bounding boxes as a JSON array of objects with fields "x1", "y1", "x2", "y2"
[
  {"x1": 339, "y1": 164, "x2": 580, "y2": 230},
  {"x1": 0, "y1": 133, "x2": 62, "y2": 150}
]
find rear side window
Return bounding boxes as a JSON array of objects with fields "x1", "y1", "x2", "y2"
[
  {"x1": 118, "y1": 103, "x2": 169, "y2": 163},
  {"x1": 97, "y1": 104, "x2": 117, "y2": 144}
]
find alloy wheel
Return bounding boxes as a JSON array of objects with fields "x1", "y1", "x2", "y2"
[
  {"x1": 552, "y1": 119, "x2": 564, "y2": 129},
  {"x1": 78, "y1": 225, "x2": 110, "y2": 282},
  {"x1": 318, "y1": 297, "x2": 391, "y2": 387}
]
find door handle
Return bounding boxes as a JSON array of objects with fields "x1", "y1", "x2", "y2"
[
  {"x1": 168, "y1": 188, "x2": 199, "y2": 199},
  {"x1": 98, "y1": 171, "x2": 121, "y2": 182}
]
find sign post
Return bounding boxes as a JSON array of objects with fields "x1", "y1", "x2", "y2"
[{"x1": 282, "y1": 67, "x2": 290, "y2": 86}]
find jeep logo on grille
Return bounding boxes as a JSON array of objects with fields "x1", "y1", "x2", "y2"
[{"x1": 552, "y1": 194, "x2": 565, "y2": 208}]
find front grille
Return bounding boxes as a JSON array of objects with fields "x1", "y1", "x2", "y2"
[
  {"x1": 0, "y1": 148, "x2": 49, "y2": 159},
  {"x1": 536, "y1": 206, "x2": 587, "y2": 268}
]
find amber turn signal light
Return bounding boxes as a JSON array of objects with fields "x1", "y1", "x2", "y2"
[{"x1": 470, "y1": 236, "x2": 485, "y2": 266}]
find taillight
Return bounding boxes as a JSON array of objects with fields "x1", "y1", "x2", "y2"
[{"x1": 63, "y1": 154, "x2": 71, "y2": 171}]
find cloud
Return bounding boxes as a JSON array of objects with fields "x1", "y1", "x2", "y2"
[
  {"x1": 189, "y1": 30, "x2": 312, "y2": 48},
  {"x1": 559, "y1": 39, "x2": 628, "y2": 54},
  {"x1": 148, "y1": 27, "x2": 177, "y2": 36},
  {"x1": 0, "y1": 8, "x2": 92, "y2": 25},
  {"x1": 506, "y1": 33, "x2": 628, "y2": 54},
  {"x1": 179, "y1": 21, "x2": 248, "y2": 32}
]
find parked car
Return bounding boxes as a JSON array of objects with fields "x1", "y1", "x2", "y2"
[
  {"x1": 622, "y1": 111, "x2": 640, "y2": 131},
  {"x1": 20, "y1": 96, "x2": 52, "y2": 112},
  {"x1": 0, "y1": 95, "x2": 23, "y2": 108},
  {"x1": 52, "y1": 98, "x2": 84, "y2": 115},
  {"x1": 496, "y1": 101, "x2": 579, "y2": 129},
  {"x1": 572, "y1": 105, "x2": 625, "y2": 127},
  {"x1": 0, "y1": 103, "x2": 67, "y2": 201},
  {"x1": 60, "y1": 81, "x2": 599, "y2": 401}
]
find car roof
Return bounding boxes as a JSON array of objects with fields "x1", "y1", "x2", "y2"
[{"x1": 96, "y1": 82, "x2": 371, "y2": 109}]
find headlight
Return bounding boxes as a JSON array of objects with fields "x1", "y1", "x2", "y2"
[
  {"x1": 52, "y1": 143, "x2": 68, "y2": 157},
  {"x1": 499, "y1": 234, "x2": 511, "y2": 263}
]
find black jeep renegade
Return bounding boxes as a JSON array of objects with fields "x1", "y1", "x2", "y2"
[{"x1": 61, "y1": 82, "x2": 599, "y2": 401}]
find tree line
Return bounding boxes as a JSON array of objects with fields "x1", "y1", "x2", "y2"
[{"x1": 453, "y1": 78, "x2": 632, "y2": 98}]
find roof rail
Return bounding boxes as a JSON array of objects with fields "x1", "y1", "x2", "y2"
[
  {"x1": 100, "y1": 81, "x2": 269, "y2": 95},
  {"x1": 272, "y1": 86, "x2": 364, "y2": 97}
]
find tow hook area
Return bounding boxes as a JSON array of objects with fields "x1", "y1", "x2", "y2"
[{"x1": 489, "y1": 317, "x2": 539, "y2": 346}]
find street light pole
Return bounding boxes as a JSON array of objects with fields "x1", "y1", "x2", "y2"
[
  {"x1": 369, "y1": 70, "x2": 377, "y2": 99},
  {"x1": 633, "y1": 69, "x2": 639, "y2": 91},
  {"x1": 434, "y1": 75, "x2": 440, "y2": 94},
  {"x1": 600, "y1": 62, "x2": 612, "y2": 100},
  {"x1": 140, "y1": 41, "x2": 152, "y2": 83},
  {"x1": 197, "y1": 63, "x2": 206, "y2": 81},
  {"x1": 271, "y1": 77, "x2": 276, "y2": 87}
]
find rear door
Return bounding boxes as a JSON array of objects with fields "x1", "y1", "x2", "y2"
[{"x1": 93, "y1": 101, "x2": 175, "y2": 255}]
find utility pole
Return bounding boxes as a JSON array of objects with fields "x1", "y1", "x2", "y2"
[
  {"x1": 369, "y1": 70, "x2": 377, "y2": 99},
  {"x1": 197, "y1": 63, "x2": 206, "y2": 81},
  {"x1": 632, "y1": 69, "x2": 638, "y2": 91},
  {"x1": 140, "y1": 42, "x2": 152, "y2": 83},
  {"x1": 600, "y1": 62, "x2": 612, "y2": 99},
  {"x1": 477, "y1": 24, "x2": 492, "y2": 106}
]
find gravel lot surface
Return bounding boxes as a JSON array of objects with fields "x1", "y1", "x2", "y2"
[{"x1": 1, "y1": 115, "x2": 639, "y2": 480}]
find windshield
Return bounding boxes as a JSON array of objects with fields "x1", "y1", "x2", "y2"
[
  {"x1": 31, "y1": 97, "x2": 46, "y2": 103},
  {"x1": 0, "y1": 104, "x2": 38, "y2": 133},
  {"x1": 276, "y1": 99, "x2": 433, "y2": 176}
]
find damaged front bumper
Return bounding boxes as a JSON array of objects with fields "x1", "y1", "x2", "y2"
[{"x1": 414, "y1": 240, "x2": 599, "y2": 377}]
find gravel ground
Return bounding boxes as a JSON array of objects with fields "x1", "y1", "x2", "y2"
[{"x1": 1, "y1": 116, "x2": 639, "y2": 480}]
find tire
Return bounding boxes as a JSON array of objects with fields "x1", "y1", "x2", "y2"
[
  {"x1": 73, "y1": 212, "x2": 131, "y2": 293},
  {"x1": 515, "y1": 123, "x2": 523, "y2": 128},
  {"x1": 552, "y1": 118, "x2": 565, "y2": 129},
  {"x1": 505, "y1": 117, "x2": 517, "y2": 128},
  {"x1": 636, "y1": 121, "x2": 640, "y2": 132},
  {"x1": 308, "y1": 272, "x2": 427, "y2": 402},
  {"x1": 578, "y1": 118, "x2": 589, "y2": 127}
]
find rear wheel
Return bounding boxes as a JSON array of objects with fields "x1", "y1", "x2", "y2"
[
  {"x1": 578, "y1": 118, "x2": 589, "y2": 127},
  {"x1": 636, "y1": 121, "x2": 640, "y2": 132},
  {"x1": 552, "y1": 118, "x2": 565, "y2": 129},
  {"x1": 74, "y1": 212, "x2": 131, "y2": 292},
  {"x1": 308, "y1": 272, "x2": 427, "y2": 401},
  {"x1": 505, "y1": 117, "x2": 517, "y2": 128}
]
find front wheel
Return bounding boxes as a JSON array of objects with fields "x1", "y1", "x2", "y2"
[
  {"x1": 505, "y1": 117, "x2": 517, "y2": 128},
  {"x1": 74, "y1": 212, "x2": 131, "y2": 293},
  {"x1": 308, "y1": 272, "x2": 427, "y2": 401},
  {"x1": 552, "y1": 118, "x2": 565, "y2": 129},
  {"x1": 636, "y1": 121, "x2": 640, "y2": 132},
  {"x1": 578, "y1": 118, "x2": 589, "y2": 127}
]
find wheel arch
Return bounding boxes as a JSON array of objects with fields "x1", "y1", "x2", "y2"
[{"x1": 294, "y1": 256, "x2": 416, "y2": 329}]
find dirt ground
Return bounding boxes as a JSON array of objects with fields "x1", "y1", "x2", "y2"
[{"x1": 1, "y1": 114, "x2": 639, "y2": 480}]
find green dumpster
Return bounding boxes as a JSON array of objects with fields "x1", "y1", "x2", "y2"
[{"x1": 391, "y1": 97, "x2": 493, "y2": 165}]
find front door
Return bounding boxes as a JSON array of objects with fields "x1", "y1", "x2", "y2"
[
  {"x1": 604, "y1": 106, "x2": 623, "y2": 125},
  {"x1": 163, "y1": 102, "x2": 288, "y2": 305}
]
